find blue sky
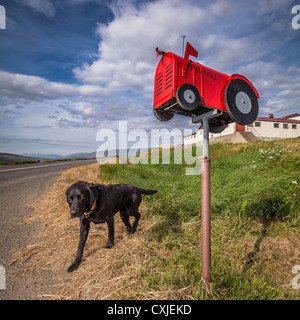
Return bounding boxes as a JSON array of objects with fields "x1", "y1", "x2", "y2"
[{"x1": 0, "y1": 0, "x2": 299, "y2": 155}]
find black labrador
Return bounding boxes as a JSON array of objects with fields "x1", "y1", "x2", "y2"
[{"x1": 65, "y1": 180, "x2": 157, "y2": 272}]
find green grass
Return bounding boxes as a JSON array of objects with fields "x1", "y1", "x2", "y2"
[
  {"x1": 0, "y1": 160, "x2": 40, "y2": 165},
  {"x1": 99, "y1": 138, "x2": 300, "y2": 299}
]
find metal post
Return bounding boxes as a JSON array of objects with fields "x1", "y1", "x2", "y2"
[
  {"x1": 201, "y1": 154, "x2": 211, "y2": 283},
  {"x1": 192, "y1": 110, "x2": 223, "y2": 284}
]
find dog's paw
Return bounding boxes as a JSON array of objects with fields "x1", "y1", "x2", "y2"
[
  {"x1": 105, "y1": 240, "x2": 114, "y2": 248},
  {"x1": 67, "y1": 262, "x2": 79, "y2": 273},
  {"x1": 130, "y1": 227, "x2": 137, "y2": 234},
  {"x1": 126, "y1": 228, "x2": 133, "y2": 234}
]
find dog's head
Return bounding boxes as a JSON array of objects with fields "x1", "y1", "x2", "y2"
[{"x1": 66, "y1": 181, "x2": 98, "y2": 218}]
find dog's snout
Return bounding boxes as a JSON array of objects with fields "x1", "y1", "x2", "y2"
[{"x1": 70, "y1": 201, "x2": 80, "y2": 217}]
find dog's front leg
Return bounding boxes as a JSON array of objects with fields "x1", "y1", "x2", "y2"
[
  {"x1": 105, "y1": 216, "x2": 114, "y2": 248},
  {"x1": 68, "y1": 218, "x2": 90, "y2": 272}
]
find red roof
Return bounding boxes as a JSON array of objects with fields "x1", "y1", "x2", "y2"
[
  {"x1": 278, "y1": 113, "x2": 300, "y2": 119},
  {"x1": 256, "y1": 113, "x2": 300, "y2": 124}
]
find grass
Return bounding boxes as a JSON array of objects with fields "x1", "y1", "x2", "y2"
[
  {"x1": 0, "y1": 160, "x2": 40, "y2": 165},
  {"x1": 98, "y1": 138, "x2": 300, "y2": 299},
  {"x1": 9, "y1": 138, "x2": 300, "y2": 299}
]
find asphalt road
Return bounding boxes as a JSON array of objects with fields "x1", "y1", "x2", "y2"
[{"x1": 0, "y1": 159, "x2": 97, "y2": 300}]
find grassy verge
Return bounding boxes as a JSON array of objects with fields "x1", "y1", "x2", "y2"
[
  {"x1": 0, "y1": 160, "x2": 40, "y2": 165},
  {"x1": 9, "y1": 138, "x2": 299, "y2": 299},
  {"x1": 98, "y1": 138, "x2": 300, "y2": 299}
]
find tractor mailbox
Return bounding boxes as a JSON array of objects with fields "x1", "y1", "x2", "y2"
[{"x1": 153, "y1": 42, "x2": 259, "y2": 132}]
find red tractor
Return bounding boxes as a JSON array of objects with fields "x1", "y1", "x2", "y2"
[{"x1": 153, "y1": 42, "x2": 259, "y2": 133}]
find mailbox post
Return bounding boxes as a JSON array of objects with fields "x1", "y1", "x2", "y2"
[{"x1": 192, "y1": 109, "x2": 223, "y2": 284}]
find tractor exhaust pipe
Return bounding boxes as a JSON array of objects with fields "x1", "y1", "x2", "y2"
[{"x1": 181, "y1": 35, "x2": 185, "y2": 57}]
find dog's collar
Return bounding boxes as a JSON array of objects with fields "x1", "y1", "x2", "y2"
[{"x1": 84, "y1": 200, "x2": 97, "y2": 217}]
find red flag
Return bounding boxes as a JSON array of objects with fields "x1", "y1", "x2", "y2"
[
  {"x1": 185, "y1": 42, "x2": 198, "y2": 59},
  {"x1": 182, "y1": 42, "x2": 198, "y2": 77}
]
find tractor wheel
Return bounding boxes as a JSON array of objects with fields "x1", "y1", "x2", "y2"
[
  {"x1": 209, "y1": 123, "x2": 228, "y2": 134},
  {"x1": 224, "y1": 79, "x2": 258, "y2": 125},
  {"x1": 176, "y1": 84, "x2": 200, "y2": 111},
  {"x1": 153, "y1": 107, "x2": 174, "y2": 122}
]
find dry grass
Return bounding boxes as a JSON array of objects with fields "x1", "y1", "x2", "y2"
[
  {"x1": 9, "y1": 163, "x2": 188, "y2": 299},
  {"x1": 9, "y1": 160, "x2": 300, "y2": 299}
]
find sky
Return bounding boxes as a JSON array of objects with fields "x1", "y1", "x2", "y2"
[{"x1": 0, "y1": 0, "x2": 299, "y2": 155}]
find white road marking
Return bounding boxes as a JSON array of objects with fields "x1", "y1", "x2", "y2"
[{"x1": 0, "y1": 159, "x2": 96, "y2": 172}]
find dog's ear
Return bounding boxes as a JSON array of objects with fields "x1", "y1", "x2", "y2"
[{"x1": 65, "y1": 186, "x2": 70, "y2": 198}]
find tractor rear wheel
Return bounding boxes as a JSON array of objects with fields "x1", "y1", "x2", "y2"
[{"x1": 153, "y1": 107, "x2": 174, "y2": 122}]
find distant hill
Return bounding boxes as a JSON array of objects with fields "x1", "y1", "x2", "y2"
[
  {"x1": 0, "y1": 153, "x2": 45, "y2": 163},
  {"x1": 21, "y1": 153, "x2": 62, "y2": 160},
  {"x1": 65, "y1": 152, "x2": 96, "y2": 159},
  {"x1": 21, "y1": 152, "x2": 97, "y2": 160},
  {"x1": 1, "y1": 148, "x2": 148, "y2": 164}
]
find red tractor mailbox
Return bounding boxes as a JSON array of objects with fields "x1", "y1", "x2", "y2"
[{"x1": 153, "y1": 42, "x2": 259, "y2": 132}]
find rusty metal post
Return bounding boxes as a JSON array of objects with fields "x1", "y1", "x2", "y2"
[
  {"x1": 201, "y1": 155, "x2": 211, "y2": 283},
  {"x1": 200, "y1": 115, "x2": 212, "y2": 283},
  {"x1": 193, "y1": 110, "x2": 222, "y2": 284}
]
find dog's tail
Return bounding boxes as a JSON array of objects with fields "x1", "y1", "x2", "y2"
[{"x1": 139, "y1": 188, "x2": 158, "y2": 195}]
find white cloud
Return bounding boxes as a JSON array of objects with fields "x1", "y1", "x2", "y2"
[
  {"x1": 73, "y1": 0, "x2": 298, "y2": 97},
  {"x1": 2, "y1": 0, "x2": 300, "y2": 155},
  {"x1": 236, "y1": 61, "x2": 300, "y2": 115},
  {"x1": 3, "y1": 0, "x2": 300, "y2": 121},
  {"x1": 73, "y1": 0, "x2": 213, "y2": 95},
  {"x1": 21, "y1": 0, "x2": 56, "y2": 17},
  {"x1": 257, "y1": 0, "x2": 295, "y2": 16},
  {"x1": 0, "y1": 71, "x2": 77, "y2": 100}
]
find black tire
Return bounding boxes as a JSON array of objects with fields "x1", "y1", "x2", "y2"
[
  {"x1": 209, "y1": 123, "x2": 228, "y2": 134},
  {"x1": 153, "y1": 107, "x2": 174, "y2": 122},
  {"x1": 176, "y1": 84, "x2": 200, "y2": 111},
  {"x1": 224, "y1": 79, "x2": 259, "y2": 125}
]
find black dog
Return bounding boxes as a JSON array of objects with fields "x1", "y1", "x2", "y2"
[{"x1": 65, "y1": 180, "x2": 157, "y2": 272}]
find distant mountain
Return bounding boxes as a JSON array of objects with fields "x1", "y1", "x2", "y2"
[
  {"x1": 0, "y1": 153, "x2": 45, "y2": 163},
  {"x1": 21, "y1": 153, "x2": 62, "y2": 160},
  {"x1": 64, "y1": 152, "x2": 96, "y2": 159},
  {"x1": 1, "y1": 151, "x2": 97, "y2": 163},
  {"x1": 2, "y1": 148, "x2": 149, "y2": 164},
  {"x1": 21, "y1": 152, "x2": 98, "y2": 160}
]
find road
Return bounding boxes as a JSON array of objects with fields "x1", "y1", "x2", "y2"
[{"x1": 0, "y1": 159, "x2": 97, "y2": 300}]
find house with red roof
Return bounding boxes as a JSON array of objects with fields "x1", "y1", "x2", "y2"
[
  {"x1": 245, "y1": 113, "x2": 300, "y2": 140},
  {"x1": 184, "y1": 113, "x2": 300, "y2": 145}
]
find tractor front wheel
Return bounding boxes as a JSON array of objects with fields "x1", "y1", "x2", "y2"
[
  {"x1": 176, "y1": 84, "x2": 200, "y2": 111},
  {"x1": 224, "y1": 79, "x2": 258, "y2": 125}
]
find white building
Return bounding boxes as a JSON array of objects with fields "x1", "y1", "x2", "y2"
[
  {"x1": 247, "y1": 113, "x2": 300, "y2": 139},
  {"x1": 184, "y1": 113, "x2": 300, "y2": 145}
]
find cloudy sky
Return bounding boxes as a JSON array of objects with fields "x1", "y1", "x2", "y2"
[{"x1": 0, "y1": 0, "x2": 299, "y2": 155}]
